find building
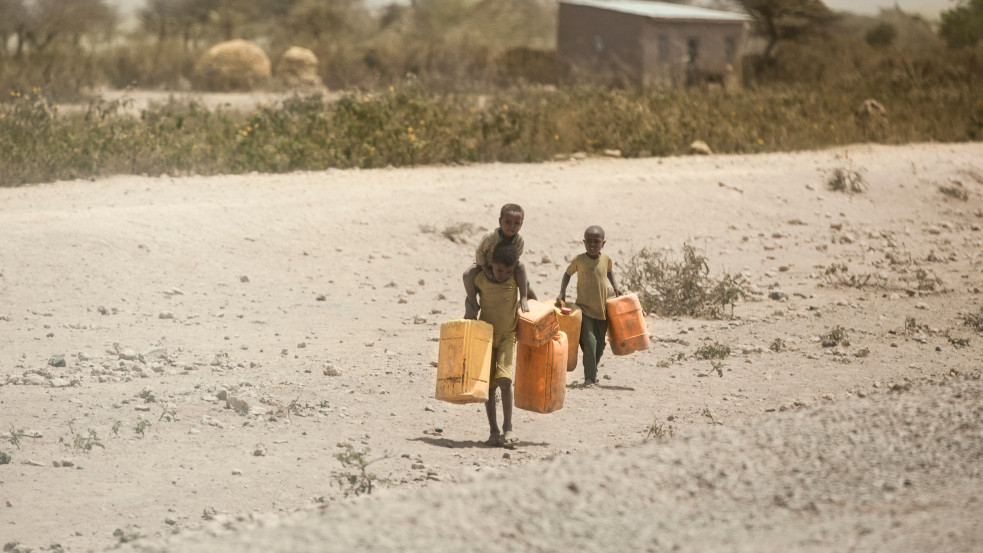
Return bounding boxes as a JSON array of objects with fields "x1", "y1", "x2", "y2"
[{"x1": 557, "y1": 0, "x2": 750, "y2": 88}]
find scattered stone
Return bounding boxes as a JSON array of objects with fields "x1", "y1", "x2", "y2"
[
  {"x1": 159, "y1": 312, "x2": 174, "y2": 319},
  {"x1": 502, "y1": 452, "x2": 512, "y2": 459},
  {"x1": 232, "y1": 469, "x2": 242, "y2": 476},
  {"x1": 411, "y1": 463, "x2": 425, "y2": 469},
  {"x1": 227, "y1": 397, "x2": 250, "y2": 414},
  {"x1": 915, "y1": 302, "x2": 928, "y2": 310},
  {"x1": 49, "y1": 378, "x2": 72, "y2": 388},
  {"x1": 768, "y1": 291, "x2": 788, "y2": 301},
  {"x1": 413, "y1": 315, "x2": 427, "y2": 324},
  {"x1": 689, "y1": 140, "x2": 712, "y2": 155},
  {"x1": 240, "y1": 275, "x2": 250, "y2": 283},
  {"x1": 324, "y1": 366, "x2": 341, "y2": 377},
  {"x1": 316, "y1": 294, "x2": 326, "y2": 301},
  {"x1": 297, "y1": 342, "x2": 306, "y2": 349},
  {"x1": 253, "y1": 448, "x2": 266, "y2": 457},
  {"x1": 23, "y1": 374, "x2": 47, "y2": 386},
  {"x1": 424, "y1": 404, "x2": 435, "y2": 412},
  {"x1": 49, "y1": 355, "x2": 66, "y2": 367}
]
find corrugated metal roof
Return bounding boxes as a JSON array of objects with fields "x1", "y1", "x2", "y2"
[{"x1": 560, "y1": 0, "x2": 750, "y2": 22}]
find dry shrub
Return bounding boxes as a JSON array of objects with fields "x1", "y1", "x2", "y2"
[{"x1": 618, "y1": 244, "x2": 746, "y2": 319}]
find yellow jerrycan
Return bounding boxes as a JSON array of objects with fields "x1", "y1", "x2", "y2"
[
  {"x1": 554, "y1": 301, "x2": 582, "y2": 372},
  {"x1": 606, "y1": 293, "x2": 650, "y2": 356},
  {"x1": 435, "y1": 319, "x2": 493, "y2": 404},
  {"x1": 514, "y1": 330, "x2": 568, "y2": 414}
]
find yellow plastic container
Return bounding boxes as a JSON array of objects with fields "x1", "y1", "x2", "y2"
[
  {"x1": 435, "y1": 319, "x2": 493, "y2": 404},
  {"x1": 516, "y1": 299, "x2": 559, "y2": 347},
  {"x1": 515, "y1": 330, "x2": 568, "y2": 414},
  {"x1": 554, "y1": 301, "x2": 582, "y2": 372},
  {"x1": 606, "y1": 293, "x2": 650, "y2": 356}
]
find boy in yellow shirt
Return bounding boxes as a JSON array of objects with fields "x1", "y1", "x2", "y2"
[
  {"x1": 557, "y1": 226, "x2": 623, "y2": 387},
  {"x1": 466, "y1": 242, "x2": 521, "y2": 446}
]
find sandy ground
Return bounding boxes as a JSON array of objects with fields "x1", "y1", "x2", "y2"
[{"x1": 1, "y1": 142, "x2": 982, "y2": 552}]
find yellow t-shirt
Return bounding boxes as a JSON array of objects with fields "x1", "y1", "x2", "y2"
[
  {"x1": 565, "y1": 252, "x2": 612, "y2": 320},
  {"x1": 475, "y1": 228, "x2": 525, "y2": 267},
  {"x1": 473, "y1": 272, "x2": 519, "y2": 338}
]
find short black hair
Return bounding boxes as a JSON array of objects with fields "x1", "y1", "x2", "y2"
[
  {"x1": 491, "y1": 242, "x2": 519, "y2": 267},
  {"x1": 585, "y1": 225, "x2": 605, "y2": 239},
  {"x1": 500, "y1": 203, "x2": 524, "y2": 219}
]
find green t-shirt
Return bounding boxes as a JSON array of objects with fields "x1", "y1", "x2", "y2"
[
  {"x1": 565, "y1": 252, "x2": 612, "y2": 320},
  {"x1": 474, "y1": 272, "x2": 519, "y2": 338}
]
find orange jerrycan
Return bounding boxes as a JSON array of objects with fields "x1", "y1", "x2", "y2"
[
  {"x1": 606, "y1": 293, "x2": 650, "y2": 356},
  {"x1": 516, "y1": 299, "x2": 559, "y2": 347},
  {"x1": 435, "y1": 319, "x2": 493, "y2": 404},
  {"x1": 554, "y1": 301, "x2": 582, "y2": 372},
  {"x1": 514, "y1": 330, "x2": 568, "y2": 414}
]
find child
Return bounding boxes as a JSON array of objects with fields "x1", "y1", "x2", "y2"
[
  {"x1": 466, "y1": 241, "x2": 521, "y2": 446},
  {"x1": 557, "y1": 225, "x2": 623, "y2": 387},
  {"x1": 464, "y1": 203, "x2": 534, "y2": 319}
]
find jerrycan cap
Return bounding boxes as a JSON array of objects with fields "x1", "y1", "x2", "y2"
[{"x1": 560, "y1": 307, "x2": 572, "y2": 315}]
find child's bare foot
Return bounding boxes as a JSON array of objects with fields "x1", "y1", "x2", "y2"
[
  {"x1": 502, "y1": 430, "x2": 518, "y2": 446},
  {"x1": 485, "y1": 432, "x2": 503, "y2": 447},
  {"x1": 583, "y1": 379, "x2": 595, "y2": 388}
]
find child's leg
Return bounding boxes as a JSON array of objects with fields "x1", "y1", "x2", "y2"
[
  {"x1": 580, "y1": 315, "x2": 601, "y2": 383},
  {"x1": 463, "y1": 263, "x2": 481, "y2": 318},
  {"x1": 515, "y1": 262, "x2": 529, "y2": 312},
  {"x1": 595, "y1": 317, "x2": 608, "y2": 367},
  {"x1": 498, "y1": 378, "x2": 513, "y2": 433},
  {"x1": 484, "y1": 385, "x2": 500, "y2": 442}
]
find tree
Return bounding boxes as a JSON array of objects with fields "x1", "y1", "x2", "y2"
[
  {"x1": 24, "y1": 0, "x2": 117, "y2": 51},
  {"x1": 865, "y1": 22, "x2": 897, "y2": 47},
  {"x1": 938, "y1": 0, "x2": 983, "y2": 48},
  {"x1": 737, "y1": 0, "x2": 834, "y2": 59}
]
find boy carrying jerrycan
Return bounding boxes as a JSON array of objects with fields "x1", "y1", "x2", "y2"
[
  {"x1": 436, "y1": 242, "x2": 522, "y2": 447},
  {"x1": 558, "y1": 225, "x2": 648, "y2": 388}
]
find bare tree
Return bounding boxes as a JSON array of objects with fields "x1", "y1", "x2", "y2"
[{"x1": 737, "y1": 0, "x2": 834, "y2": 59}]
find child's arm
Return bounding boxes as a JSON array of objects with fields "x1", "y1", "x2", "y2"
[
  {"x1": 607, "y1": 269, "x2": 623, "y2": 297},
  {"x1": 515, "y1": 262, "x2": 529, "y2": 312},
  {"x1": 557, "y1": 272, "x2": 572, "y2": 303},
  {"x1": 463, "y1": 265, "x2": 480, "y2": 319}
]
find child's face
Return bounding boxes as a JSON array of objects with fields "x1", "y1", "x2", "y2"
[
  {"x1": 499, "y1": 210, "x2": 523, "y2": 238},
  {"x1": 583, "y1": 230, "x2": 606, "y2": 258},
  {"x1": 490, "y1": 261, "x2": 516, "y2": 282}
]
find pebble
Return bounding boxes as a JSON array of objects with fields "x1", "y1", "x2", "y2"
[
  {"x1": 424, "y1": 405, "x2": 435, "y2": 412},
  {"x1": 324, "y1": 367, "x2": 341, "y2": 377},
  {"x1": 49, "y1": 355, "x2": 67, "y2": 367},
  {"x1": 158, "y1": 312, "x2": 174, "y2": 319},
  {"x1": 232, "y1": 469, "x2": 242, "y2": 475}
]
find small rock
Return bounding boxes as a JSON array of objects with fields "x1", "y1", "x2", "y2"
[
  {"x1": 253, "y1": 448, "x2": 266, "y2": 457},
  {"x1": 689, "y1": 140, "x2": 712, "y2": 155},
  {"x1": 297, "y1": 342, "x2": 306, "y2": 349},
  {"x1": 424, "y1": 404, "x2": 435, "y2": 412},
  {"x1": 768, "y1": 291, "x2": 787, "y2": 301},
  {"x1": 232, "y1": 469, "x2": 242, "y2": 476},
  {"x1": 324, "y1": 366, "x2": 341, "y2": 377},
  {"x1": 603, "y1": 149, "x2": 622, "y2": 158},
  {"x1": 502, "y1": 452, "x2": 511, "y2": 459},
  {"x1": 49, "y1": 355, "x2": 67, "y2": 367},
  {"x1": 239, "y1": 275, "x2": 250, "y2": 283},
  {"x1": 315, "y1": 294, "x2": 326, "y2": 301},
  {"x1": 158, "y1": 312, "x2": 174, "y2": 320},
  {"x1": 411, "y1": 463, "x2": 425, "y2": 469},
  {"x1": 915, "y1": 302, "x2": 928, "y2": 310},
  {"x1": 413, "y1": 315, "x2": 427, "y2": 324}
]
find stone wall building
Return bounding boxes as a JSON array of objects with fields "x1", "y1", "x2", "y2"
[{"x1": 557, "y1": 0, "x2": 749, "y2": 88}]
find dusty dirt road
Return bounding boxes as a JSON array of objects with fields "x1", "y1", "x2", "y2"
[{"x1": 1, "y1": 142, "x2": 981, "y2": 552}]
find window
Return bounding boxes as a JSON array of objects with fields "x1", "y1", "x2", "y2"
[
  {"x1": 658, "y1": 35, "x2": 669, "y2": 61},
  {"x1": 687, "y1": 38, "x2": 698, "y2": 63}
]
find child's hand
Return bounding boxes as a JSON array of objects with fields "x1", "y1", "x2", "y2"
[
  {"x1": 520, "y1": 298, "x2": 529, "y2": 313},
  {"x1": 464, "y1": 297, "x2": 479, "y2": 320},
  {"x1": 481, "y1": 265, "x2": 495, "y2": 279},
  {"x1": 613, "y1": 288, "x2": 623, "y2": 297}
]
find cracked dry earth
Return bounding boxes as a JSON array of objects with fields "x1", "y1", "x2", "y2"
[{"x1": 1, "y1": 142, "x2": 982, "y2": 553}]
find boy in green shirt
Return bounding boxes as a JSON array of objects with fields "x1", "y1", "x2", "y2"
[
  {"x1": 557, "y1": 225, "x2": 623, "y2": 388},
  {"x1": 466, "y1": 242, "x2": 521, "y2": 446}
]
